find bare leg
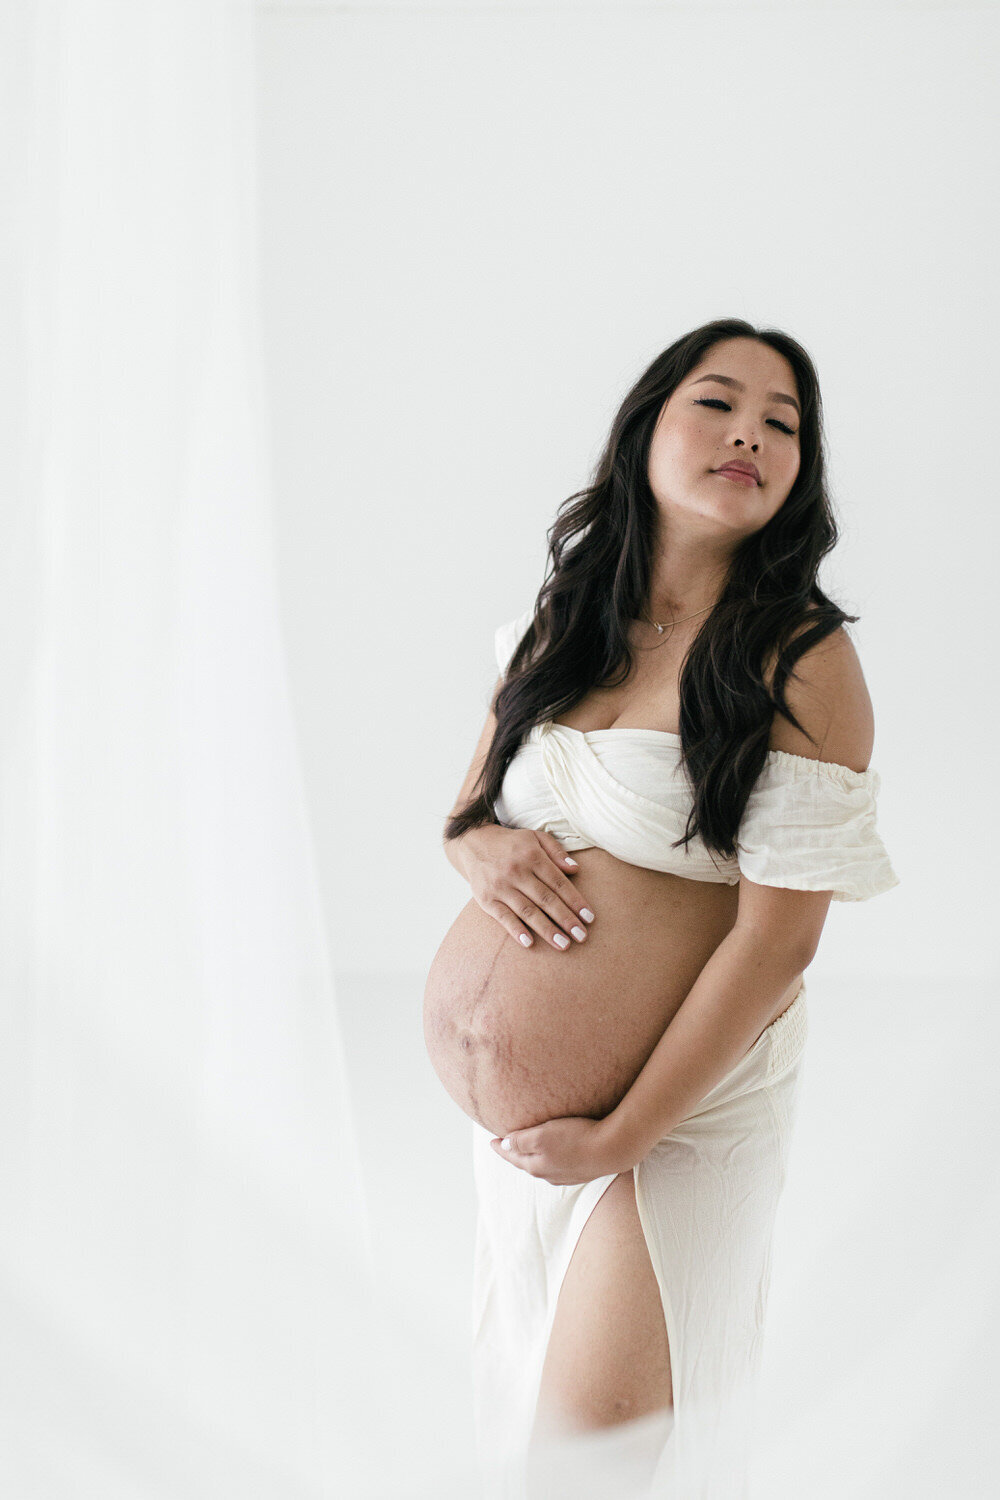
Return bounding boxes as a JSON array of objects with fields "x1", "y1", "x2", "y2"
[{"x1": 526, "y1": 1170, "x2": 673, "y2": 1495}]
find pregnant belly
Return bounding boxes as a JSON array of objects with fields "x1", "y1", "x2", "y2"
[{"x1": 423, "y1": 846, "x2": 784, "y2": 1139}]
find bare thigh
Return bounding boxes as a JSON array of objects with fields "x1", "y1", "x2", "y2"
[{"x1": 531, "y1": 1170, "x2": 673, "y2": 1439}]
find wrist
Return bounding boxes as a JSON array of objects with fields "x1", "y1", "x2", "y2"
[
  {"x1": 444, "y1": 823, "x2": 496, "y2": 876},
  {"x1": 599, "y1": 1106, "x2": 654, "y2": 1172}
]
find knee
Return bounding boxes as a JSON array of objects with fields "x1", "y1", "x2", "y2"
[
  {"x1": 594, "y1": 1392, "x2": 674, "y2": 1430},
  {"x1": 542, "y1": 1391, "x2": 673, "y2": 1436}
]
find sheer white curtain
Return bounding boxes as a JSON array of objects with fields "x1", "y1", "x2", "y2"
[{"x1": 0, "y1": 3, "x2": 469, "y2": 1494}]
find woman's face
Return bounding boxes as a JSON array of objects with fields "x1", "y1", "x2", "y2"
[{"x1": 647, "y1": 337, "x2": 802, "y2": 544}]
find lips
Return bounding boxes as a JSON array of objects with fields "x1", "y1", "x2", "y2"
[{"x1": 713, "y1": 461, "x2": 760, "y2": 485}]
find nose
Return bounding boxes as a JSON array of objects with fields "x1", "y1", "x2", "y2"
[{"x1": 730, "y1": 420, "x2": 760, "y2": 452}]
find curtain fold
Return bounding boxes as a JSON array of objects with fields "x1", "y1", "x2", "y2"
[{"x1": 0, "y1": 4, "x2": 464, "y2": 1494}]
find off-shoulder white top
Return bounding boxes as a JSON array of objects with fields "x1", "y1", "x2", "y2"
[{"x1": 492, "y1": 608, "x2": 900, "y2": 903}]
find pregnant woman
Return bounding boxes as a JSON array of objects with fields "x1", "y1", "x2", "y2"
[{"x1": 422, "y1": 318, "x2": 899, "y2": 1498}]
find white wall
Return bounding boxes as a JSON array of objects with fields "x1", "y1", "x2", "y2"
[{"x1": 255, "y1": 0, "x2": 999, "y2": 984}]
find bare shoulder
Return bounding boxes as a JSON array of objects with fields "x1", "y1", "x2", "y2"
[{"x1": 768, "y1": 624, "x2": 875, "y2": 773}]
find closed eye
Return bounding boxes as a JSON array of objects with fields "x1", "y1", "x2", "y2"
[{"x1": 694, "y1": 397, "x2": 797, "y2": 437}]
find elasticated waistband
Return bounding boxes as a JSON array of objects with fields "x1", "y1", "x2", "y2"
[{"x1": 765, "y1": 980, "x2": 808, "y2": 1082}]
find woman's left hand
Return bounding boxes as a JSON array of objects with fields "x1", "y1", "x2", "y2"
[{"x1": 489, "y1": 1115, "x2": 636, "y2": 1185}]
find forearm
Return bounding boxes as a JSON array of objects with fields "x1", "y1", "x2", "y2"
[{"x1": 605, "y1": 927, "x2": 810, "y2": 1162}]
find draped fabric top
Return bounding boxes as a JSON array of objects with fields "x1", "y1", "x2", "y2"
[{"x1": 492, "y1": 608, "x2": 900, "y2": 903}]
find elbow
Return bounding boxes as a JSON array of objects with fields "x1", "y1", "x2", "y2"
[
  {"x1": 730, "y1": 923, "x2": 822, "y2": 979},
  {"x1": 775, "y1": 939, "x2": 820, "y2": 981},
  {"x1": 793, "y1": 937, "x2": 820, "y2": 972}
]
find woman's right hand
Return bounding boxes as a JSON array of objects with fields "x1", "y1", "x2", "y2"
[{"x1": 452, "y1": 825, "x2": 596, "y2": 950}]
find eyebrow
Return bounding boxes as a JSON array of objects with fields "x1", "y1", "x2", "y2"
[{"x1": 689, "y1": 373, "x2": 801, "y2": 418}]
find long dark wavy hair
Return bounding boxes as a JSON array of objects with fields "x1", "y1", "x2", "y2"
[{"x1": 443, "y1": 318, "x2": 857, "y2": 862}]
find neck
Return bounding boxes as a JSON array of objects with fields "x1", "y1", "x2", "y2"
[
  {"x1": 645, "y1": 535, "x2": 732, "y2": 621},
  {"x1": 645, "y1": 580, "x2": 726, "y2": 623}
]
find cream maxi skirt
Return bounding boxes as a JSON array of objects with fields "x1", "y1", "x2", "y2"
[{"x1": 469, "y1": 978, "x2": 809, "y2": 1499}]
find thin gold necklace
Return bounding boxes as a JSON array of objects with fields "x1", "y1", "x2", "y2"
[{"x1": 643, "y1": 603, "x2": 714, "y2": 634}]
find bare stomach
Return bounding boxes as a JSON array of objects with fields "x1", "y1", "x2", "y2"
[{"x1": 422, "y1": 845, "x2": 802, "y2": 1139}]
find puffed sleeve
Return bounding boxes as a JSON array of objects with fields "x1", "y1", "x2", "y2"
[
  {"x1": 737, "y1": 749, "x2": 900, "y2": 903},
  {"x1": 494, "y1": 607, "x2": 537, "y2": 679}
]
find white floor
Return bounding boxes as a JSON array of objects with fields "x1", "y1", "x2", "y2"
[{"x1": 335, "y1": 968, "x2": 1000, "y2": 1500}]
